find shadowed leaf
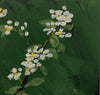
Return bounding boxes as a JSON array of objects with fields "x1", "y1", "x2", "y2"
[
  {"x1": 0, "y1": 25, "x2": 6, "y2": 38},
  {"x1": 64, "y1": 24, "x2": 74, "y2": 31},
  {"x1": 5, "y1": 86, "x2": 20, "y2": 95},
  {"x1": 57, "y1": 43, "x2": 65, "y2": 53},
  {"x1": 25, "y1": 78, "x2": 45, "y2": 88},
  {"x1": 49, "y1": 48, "x2": 59, "y2": 60},
  {"x1": 40, "y1": 65, "x2": 47, "y2": 76},
  {"x1": 16, "y1": 91, "x2": 28, "y2": 95},
  {"x1": 50, "y1": 35, "x2": 59, "y2": 48}
]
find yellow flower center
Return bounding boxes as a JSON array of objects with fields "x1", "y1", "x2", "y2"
[
  {"x1": 0, "y1": 9, "x2": 2, "y2": 12},
  {"x1": 30, "y1": 53, "x2": 36, "y2": 57},
  {"x1": 6, "y1": 27, "x2": 11, "y2": 31},
  {"x1": 56, "y1": 15, "x2": 59, "y2": 18},
  {"x1": 26, "y1": 68, "x2": 32, "y2": 71},
  {"x1": 1, "y1": 11, "x2": 5, "y2": 14},
  {"x1": 27, "y1": 60, "x2": 30, "y2": 63},
  {"x1": 57, "y1": 31, "x2": 62, "y2": 35},
  {"x1": 14, "y1": 73, "x2": 18, "y2": 77},
  {"x1": 65, "y1": 17, "x2": 69, "y2": 20}
]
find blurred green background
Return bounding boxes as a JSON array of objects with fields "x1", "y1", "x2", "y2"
[{"x1": 0, "y1": 0, "x2": 99, "y2": 95}]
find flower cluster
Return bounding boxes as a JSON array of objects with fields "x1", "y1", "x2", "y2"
[
  {"x1": 7, "y1": 68, "x2": 22, "y2": 80},
  {"x1": 4, "y1": 20, "x2": 29, "y2": 36},
  {"x1": 43, "y1": 5, "x2": 73, "y2": 38},
  {"x1": 0, "y1": 8, "x2": 7, "y2": 18},
  {"x1": 49, "y1": 5, "x2": 73, "y2": 24},
  {"x1": 21, "y1": 45, "x2": 53, "y2": 75}
]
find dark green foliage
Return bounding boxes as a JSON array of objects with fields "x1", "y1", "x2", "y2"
[{"x1": 0, "y1": 0, "x2": 99, "y2": 95}]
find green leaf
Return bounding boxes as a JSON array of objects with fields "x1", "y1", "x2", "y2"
[
  {"x1": 49, "y1": 48, "x2": 59, "y2": 60},
  {"x1": 50, "y1": 35, "x2": 59, "y2": 48},
  {"x1": 40, "y1": 65, "x2": 47, "y2": 76},
  {"x1": 18, "y1": 30, "x2": 24, "y2": 37},
  {"x1": 64, "y1": 24, "x2": 74, "y2": 31},
  {"x1": 0, "y1": 25, "x2": 6, "y2": 38},
  {"x1": 25, "y1": 78, "x2": 45, "y2": 88},
  {"x1": 39, "y1": 19, "x2": 53, "y2": 27},
  {"x1": 5, "y1": 86, "x2": 20, "y2": 95},
  {"x1": 57, "y1": 43, "x2": 65, "y2": 53},
  {"x1": 16, "y1": 91, "x2": 28, "y2": 95}
]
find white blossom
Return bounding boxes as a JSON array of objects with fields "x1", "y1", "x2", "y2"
[
  {"x1": 14, "y1": 21, "x2": 19, "y2": 26},
  {"x1": 7, "y1": 20, "x2": 12, "y2": 24},
  {"x1": 25, "y1": 31, "x2": 29, "y2": 36},
  {"x1": 7, "y1": 68, "x2": 22, "y2": 80},
  {"x1": 21, "y1": 26, "x2": 25, "y2": 31},
  {"x1": 62, "y1": 5, "x2": 67, "y2": 10},
  {"x1": 0, "y1": 8, "x2": 7, "y2": 18}
]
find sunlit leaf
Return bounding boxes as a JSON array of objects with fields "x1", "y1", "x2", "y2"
[
  {"x1": 40, "y1": 65, "x2": 47, "y2": 76},
  {"x1": 25, "y1": 78, "x2": 45, "y2": 88},
  {"x1": 5, "y1": 86, "x2": 20, "y2": 95}
]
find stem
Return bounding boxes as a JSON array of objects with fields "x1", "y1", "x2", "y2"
[
  {"x1": 42, "y1": 31, "x2": 55, "y2": 48},
  {"x1": 13, "y1": 28, "x2": 31, "y2": 45},
  {"x1": 19, "y1": 26, "x2": 58, "y2": 91},
  {"x1": 19, "y1": 31, "x2": 55, "y2": 91},
  {"x1": 19, "y1": 77, "x2": 23, "y2": 84}
]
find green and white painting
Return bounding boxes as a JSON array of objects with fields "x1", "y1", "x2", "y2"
[{"x1": 0, "y1": 0, "x2": 99, "y2": 95}]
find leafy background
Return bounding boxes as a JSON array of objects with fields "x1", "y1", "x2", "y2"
[{"x1": 0, "y1": 0, "x2": 99, "y2": 95}]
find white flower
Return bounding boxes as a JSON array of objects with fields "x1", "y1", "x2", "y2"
[
  {"x1": 60, "y1": 22, "x2": 66, "y2": 26},
  {"x1": 43, "y1": 27, "x2": 56, "y2": 35},
  {"x1": 46, "y1": 53, "x2": 53, "y2": 57},
  {"x1": 46, "y1": 22, "x2": 50, "y2": 26},
  {"x1": 24, "y1": 22, "x2": 28, "y2": 27},
  {"x1": 63, "y1": 11, "x2": 69, "y2": 16},
  {"x1": 49, "y1": 9, "x2": 55, "y2": 14},
  {"x1": 55, "y1": 29, "x2": 65, "y2": 38},
  {"x1": 18, "y1": 68, "x2": 22, "y2": 71},
  {"x1": 65, "y1": 33, "x2": 72, "y2": 38},
  {"x1": 5, "y1": 31, "x2": 11, "y2": 35},
  {"x1": 36, "y1": 62, "x2": 41, "y2": 67},
  {"x1": 7, "y1": 74, "x2": 13, "y2": 80},
  {"x1": 11, "y1": 68, "x2": 17, "y2": 73},
  {"x1": 38, "y1": 48, "x2": 44, "y2": 53},
  {"x1": 51, "y1": 10, "x2": 63, "y2": 20},
  {"x1": 39, "y1": 54, "x2": 45, "y2": 60},
  {"x1": 26, "y1": 48, "x2": 39, "y2": 60},
  {"x1": 7, "y1": 20, "x2": 12, "y2": 24},
  {"x1": 55, "y1": 22, "x2": 61, "y2": 26},
  {"x1": 25, "y1": 31, "x2": 29, "y2": 36},
  {"x1": 25, "y1": 71, "x2": 30, "y2": 75},
  {"x1": 25, "y1": 68, "x2": 36, "y2": 75},
  {"x1": 0, "y1": 8, "x2": 7, "y2": 18},
  {"x1": 62, "y1": 5, "x2": 67, "y2": 10},
  {"x1": 21, "y1": 26, "x2": 25, "y2": 31},
  {"x1": 21, "y1": 58, "x2": 33, "y2": 67},
  {"x1": 51, "y1": 14, "x2": 56, "y2": 19},
  {"x1": 14, "y1": 21, "x2": 19, "y2": 26},
  {"x1": 43, "y1": 49, "x2": 49, "y2": 54},
  {"x1": 31, "y1": 68, "x2": 36, "y2": 73},
  {"x1": 7, "y1": 68, "x2": 22, "y2": 80},
  {"x1": 49, "y1": 6, "x2": 73, "y2": 23},
  {"x1": 5, "y1": 25, "x2": 13, "y2": 35},
  {"x1": 51, "y1": 22, "x2": 55, "y2": 26}
]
